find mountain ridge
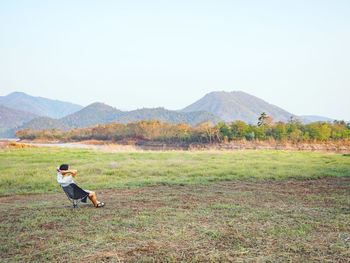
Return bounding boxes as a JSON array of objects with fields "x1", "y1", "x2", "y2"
[
  {"x1": 19, "y1": 102, "x2": 220, "y2": 131},
  {"x1": 0, "y1": 104, "x2": 38, "y2": 137},
  {"x1": 1, "y1": 90, "x2": 339, "y2": 138},
  {"x1": 61, "y1": 102, "x2": 125, "y2": 128},
  {"x1": 0, "y1": 104, "x2": 38, "y2": 128},
  {"x1": 0, "y1": 92, "x2": 84, "y2": 119},
  {"x1": 182, "y1": 91, "x2": 295, "y2": 123},
  {"x1": 300, "y1": 115, "x2": 334, "y2": 123}
]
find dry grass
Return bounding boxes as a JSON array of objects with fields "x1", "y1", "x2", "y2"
[
  {"x1": 1, "y1": 142, "x2": 38, "y2": 148},
  {"x1": 1, "y1": 178, "x2": 349, "y2": 262}
]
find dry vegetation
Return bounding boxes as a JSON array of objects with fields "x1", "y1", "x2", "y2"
[
  {"x1": 1, "y1": 178, "x2": 349, "y2": 262},
  {"x1": 15, "y1": 119, "x2": 350, "y2": 144}
]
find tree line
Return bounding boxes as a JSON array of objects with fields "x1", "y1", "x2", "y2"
[{"x1": 15, "y1": 113, "x2": 350, "y2": 144}]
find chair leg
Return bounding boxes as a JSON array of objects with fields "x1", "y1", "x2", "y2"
[{"x1": 76, "y1": 201, "x2": 83, "y2": 210}]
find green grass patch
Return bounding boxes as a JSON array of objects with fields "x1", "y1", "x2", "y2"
[{"x1": 0, "y1": 148, "x2": 349, "y2": 195}]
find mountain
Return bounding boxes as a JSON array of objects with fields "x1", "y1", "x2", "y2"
[
  {"x1": 22, "y1": 116, "x2": 68, "y2": 131},
  {"x1": 182, "y1": 91, "x2": 294, "y2": 123},
  {"x1": 115, "y1": 107, "x2": 220, "y2": 126},
  {"x1": 0, "y1": 92, "x2": 83, "y2": 119},
  {"x1": 20, "y1": 102, "x2": 124, "y2": 130},
  {"x1": 61, "y1": 102, "x2": 125, "y2": 128},
  {"x1": 300, "y1": 115, "x2": 334, "y2": 123},
  {"x1": 0, "y1": 104, "x2": 38, "y2": 137},
  {"x1": 21, "y1": 103, "x2": 220, "y2": 131},
  {"x1": 0, "y1": 104, "x2": 38, "y2": 129},
  {"x1": 5, "y1": 90, "x2": 340, "y2": 137}
]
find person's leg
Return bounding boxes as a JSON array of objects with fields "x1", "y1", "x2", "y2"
[{"x1": 88, "y1": 191, "x2": 99, "y2": 207}]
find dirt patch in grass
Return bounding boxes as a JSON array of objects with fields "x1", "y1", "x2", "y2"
[{"x1": 1, "y1": 177, "x2": 349, "y2": 262}]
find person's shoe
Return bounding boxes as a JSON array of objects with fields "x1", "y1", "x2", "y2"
[{"x1": 96, "y1": 202, "x2": 105, "y2": 208}]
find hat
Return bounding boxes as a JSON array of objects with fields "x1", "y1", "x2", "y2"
[{"x1": 59, "y1": 164, "x2": 69, "y2": 170}]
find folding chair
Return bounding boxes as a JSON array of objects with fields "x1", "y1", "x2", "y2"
[{"x1": 61, "y1": 184, "x2": 89, "y2": 210}]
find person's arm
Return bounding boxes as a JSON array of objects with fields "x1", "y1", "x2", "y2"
[
  {"x1": 57, "y1": 168, "x2": 77, "y2": 178},
  {"x1": 70, "y1": 169, "x2": 77, "y2": 178}
]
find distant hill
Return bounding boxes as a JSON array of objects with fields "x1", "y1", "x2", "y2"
[
  {"x1": 20, "y1": 103, "x2": 124, "y2": 130},
  {"x1": 21, "y1": 103, "x2": 219, "y2": 131},
  {"x1": 61, "y1": 102, "x2": 125, "y2": 128},
  {"x1": 115, "y1": 107, "x2": 219, "y2": 126},
  {"x1": 300, "y1": 115, "x2": 335, "y2": 123},
  {"x1": 5, "y1": 90, "x2": 341, "y2": 138},
  {"x1": 0, "y1": 104, "x2": 38, "y2": 137},
  {"x1": 0, "y1": 104, "x2": 38, "y2": 129},
  {"x1": 182, "y1": 91, "x2": 294, "y2": 124},
  {"x1": 0, "y1": 92, "x2": 83, "y2": 119},
  {"x1": 22, "y1": 117, "x2": 69, "y2": 131}
]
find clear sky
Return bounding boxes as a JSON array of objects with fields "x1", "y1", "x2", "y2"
[{"x1": 1, "y1": 0, "x2": 349, "y2": 120}]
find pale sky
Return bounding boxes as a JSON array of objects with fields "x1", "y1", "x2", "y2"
[{"x1": 0, "y1": 0, "x2": 349, "y2": 120}]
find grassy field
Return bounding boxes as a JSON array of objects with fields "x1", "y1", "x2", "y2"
[
  {"x1": 0, "y1": 148, "x2": 349, "y2": 262},
  {"x1": 0, "y1": 147, "x2": 349, "y2": 195}
]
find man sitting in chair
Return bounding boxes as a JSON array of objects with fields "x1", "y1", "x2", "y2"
[{"x1": 57, "y1": 164, "x2": 105, "y2": 208}]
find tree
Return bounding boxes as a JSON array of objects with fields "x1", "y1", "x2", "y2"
[
  {"x1": 216, "y1": 122, "x2": 230, "y2": 141},
  {"x1": 230, "y1": 121, "x2": 249, "y2": 140},
  {"x1": 306, "y1": 122, "x2": 331, "y2": 141},
  {"x1": 271, "y1": 122, "x2": 287, "y2": 140},
  {"x1": 257, "y1": 112, "x2": 268, "y2": 127}
]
